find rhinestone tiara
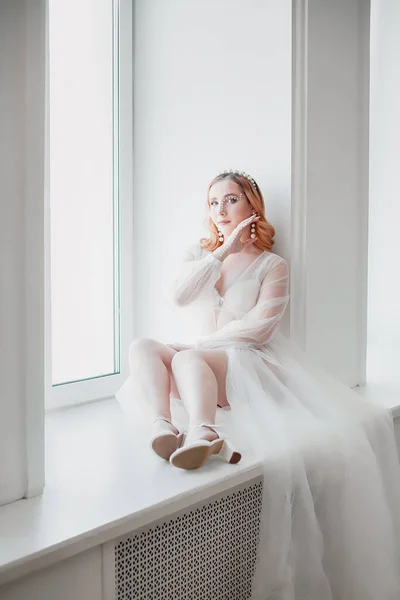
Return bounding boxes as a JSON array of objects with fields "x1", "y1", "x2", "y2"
[{"x1": 217, "y1": 169, "x2": 257, "y2": 190}]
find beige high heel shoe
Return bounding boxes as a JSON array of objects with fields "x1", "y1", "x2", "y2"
[
  {"x1": 169, "y1": 423, "x2": 241, "y2": 470},
  {"x1": 150, "y1": 417, "x2": 185, "y2": 460}
]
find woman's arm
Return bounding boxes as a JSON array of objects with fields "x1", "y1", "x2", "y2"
[
  {"x1": 194, "y1": 258, "x2": 289, "y2": 348},
  {"x1": 167, "y1": 217, "x2": 261, "y2": 307},
  {"x1": 166, "y1": 245, "x2": 225, "y2": 307}
]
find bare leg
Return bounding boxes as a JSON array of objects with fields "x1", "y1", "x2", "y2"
[
  {"x1": 171, "y1": 349, "x2": 226, "y2": 443},
  {"x1": 129, "y1": 338, "x2": 177, "y2": 434},
  {"x1": 169, "y1": 349, "x2": 241, "y2": 469}
]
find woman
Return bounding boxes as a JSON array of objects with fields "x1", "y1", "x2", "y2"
[
  {"x1": 128, "y1": 169, "x2": 287, "y2": 470},
  {"x1": 118, "y1": 170, "x2": 400, "y2": 599}
]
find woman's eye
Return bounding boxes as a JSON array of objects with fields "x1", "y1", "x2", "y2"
[{"x1": 210, "y1": 196, "x2": 238, "y2": 206}]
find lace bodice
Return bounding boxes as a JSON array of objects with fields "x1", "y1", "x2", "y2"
[{"x1": 166, "y1": 243, "x2": 290, "y2": 349}]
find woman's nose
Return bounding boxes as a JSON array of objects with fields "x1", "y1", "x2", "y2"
[{"x1": 219, "y1": 202, "x2": 226, "y2": 215}]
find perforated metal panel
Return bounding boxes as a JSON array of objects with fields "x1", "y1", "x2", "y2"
[{"x1": 114, "y1": 479, "x2": 263, "y2": 600}]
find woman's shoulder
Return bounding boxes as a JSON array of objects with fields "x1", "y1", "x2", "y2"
[
  {"x1": 263, "y1": 250, "x2": 287, "y2": 263},
  {"x1": 262, "y1": 251, "x2": 289, "y2": 273}
]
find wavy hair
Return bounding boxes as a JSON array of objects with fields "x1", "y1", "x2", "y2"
[{"x1": 200, "y1": 172, "x2": 275, "y2": 252}]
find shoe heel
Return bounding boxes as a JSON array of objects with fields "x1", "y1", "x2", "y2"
[{"x1": 219, "y1": 440, "x2": 242, "y2": 464}]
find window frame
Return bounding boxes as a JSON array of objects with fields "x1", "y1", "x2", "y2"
[{"x1": 45, "y1": 0, "x2": 133, "y2": 411}]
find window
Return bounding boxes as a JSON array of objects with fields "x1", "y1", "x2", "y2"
[{"x1": 46, "y1": 0, "x2": 133, "y2": 409}]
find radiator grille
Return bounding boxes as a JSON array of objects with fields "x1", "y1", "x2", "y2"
[{"x1": 114, "y1": 479, "x2": 263, "y2": 600}]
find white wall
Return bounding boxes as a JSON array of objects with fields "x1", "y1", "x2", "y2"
[
  {"x1": 367, "y1": 0, "x2": 400, "y2": 385},
  {"x1": 0, "y1": 0, "x2": 45, "y2": 505},
  {"x1": 0, "y1": 0, "x2": 26, "y2": 505},
  {"x1": 292, "y1": 0, "x2": 370, "y2": 387},
  {"x1": 130, "y1": 0, "x2": 292, "y2": 344}
]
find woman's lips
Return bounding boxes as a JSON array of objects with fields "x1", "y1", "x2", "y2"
[{"x1": 218, "y1": 221, "x2": 230, "y2": 225}]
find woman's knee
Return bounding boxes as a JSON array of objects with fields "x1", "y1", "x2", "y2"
[
  {"x1": 129, "y1": 337, "x2": 158, "y2": 355},
  {"x1": 171, "y1": 349, "x2": 203, "y2": 372},
  {"x1": 129, "y1": 338, "x2": 175, "y2": 372}
]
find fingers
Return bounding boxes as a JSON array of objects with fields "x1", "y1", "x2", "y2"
[
  {"x1": 227, "y1": 216, "x2": 261, "y2": 250},
  {"x1": 234, "y1": 215, "x2": 260, "y2": 234},
  {"x1": 244, "y1": 237, "x2": 258, "y2": 245},
  {"x1": 243, "y1": 215, "x2": 260, "y2": 227},
  {"x1": 241, "y1": 216, "x2": 254, "y2": 226}
]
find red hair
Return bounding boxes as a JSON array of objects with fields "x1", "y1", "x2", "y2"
[{"x1": 200, "y1": 173, "x2": 275, "y2": 252}]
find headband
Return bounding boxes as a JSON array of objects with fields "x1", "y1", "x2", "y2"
[{"x1": 216, "y1": 169, "x2": 257, "y2": 190}]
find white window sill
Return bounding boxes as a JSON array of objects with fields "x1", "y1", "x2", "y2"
[
  {"x1": 1, "y1": 385, "x2": 399, "y2": 587},
  {"x1": 0, "y1": 398, "x2": 262, "y2": 587},
  {"x1": 355, "y1": 383, "x2": 400, "y2": 418}
]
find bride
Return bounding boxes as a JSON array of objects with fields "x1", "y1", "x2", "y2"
[{"x1": 118, "y1": 169, "x2": 400, "y2": 599}]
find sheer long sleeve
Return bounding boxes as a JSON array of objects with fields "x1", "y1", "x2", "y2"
[
  {"x1": 166, "y1": 244, "x2": 223, "y2": 307},
  {"x1": 194, "y1": 258, "x2": 289, "y2": 348}
]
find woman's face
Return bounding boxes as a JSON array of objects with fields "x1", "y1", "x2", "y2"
[{"x1": 208, "y1": 179, "x2": 254, "y2": 240}]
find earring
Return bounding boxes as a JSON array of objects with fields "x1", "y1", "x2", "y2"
[
  {"x1": 218, "y1": 228, "x2": 224, "y2": 243},
  {"x1": 251, "y1": 213, "x2": 257, "y2": 239}
]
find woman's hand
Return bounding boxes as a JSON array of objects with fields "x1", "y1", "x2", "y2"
[{"x1": 221, "y1": 214, "x2": 260, "y2": 258}]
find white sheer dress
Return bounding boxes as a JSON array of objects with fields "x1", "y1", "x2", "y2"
[{"x1": 118, "y1": 242, "x2": 400, "y2": 600}]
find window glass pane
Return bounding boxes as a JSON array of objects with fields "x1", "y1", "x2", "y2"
[{"x1": 49, "y1": 0, "x2": 120, "y2": 385}]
